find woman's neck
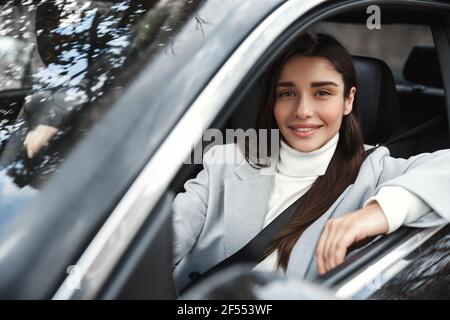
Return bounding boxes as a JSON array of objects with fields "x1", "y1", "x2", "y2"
[{"x1": 277, "y1": 133, "x2": 339, "y2": 177}]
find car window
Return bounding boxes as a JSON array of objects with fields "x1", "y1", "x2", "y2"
[{"x1": 0, "y1": 0, "x2": 204, "y2": 221}]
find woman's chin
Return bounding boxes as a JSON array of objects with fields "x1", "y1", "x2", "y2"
[
  {"x1": 286, "y1": 136, "x2": 328, "y2": 153},
  {"x1": 289, "y1": 141, "x2": 319, "y2": 153}
]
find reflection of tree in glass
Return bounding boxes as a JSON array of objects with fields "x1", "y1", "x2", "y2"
[
  {"x1": 0, "y1": 0, "x2": 203, "y2": 189},
  {"x1": 130, "y1": 0, "x2": 203, "y2": 58},
  {"x1": 194, "y1": 14, "x2": 211, "y2": 37}
]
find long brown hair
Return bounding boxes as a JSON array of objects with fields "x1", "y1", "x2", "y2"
[{"x1": 246, "y1": 33, "x2": 366, "y2": 271}]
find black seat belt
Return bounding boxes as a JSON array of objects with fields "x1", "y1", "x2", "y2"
[
  {"x1": 180, "y1": 195, "x2": 305, "y2": 294},
  {"x1": 363, "y1": 113, "x2": 447, "y2": 159},
  {"x1": 381, "y1": 113, "x2": 447, "y2": 148}
]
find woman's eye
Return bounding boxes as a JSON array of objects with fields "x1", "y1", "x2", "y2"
[
  {"x1": 315, "y1": 90, "x2": 331, "y2": 97},
  {"x1": 277, "y1": 91, "x2": 295, "y2": 98}
]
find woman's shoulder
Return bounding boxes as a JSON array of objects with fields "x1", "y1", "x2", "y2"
[
  {"x1": 357, "y1": 145, "x2": 391, "y2": 176},
  {"x1": 358, "y1": 144, "x2": 449, "y2": 179},
  {"x1": 364, "y1": 144, "x2": 390, "y2": 160},
  {"x1": 202, "y1": 143, "x2": 247, "y2": 167}
]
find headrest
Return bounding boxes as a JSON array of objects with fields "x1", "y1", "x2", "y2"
[
  {"x1": 403, "y1": 46, "x2": 443, "y2": 88},
  {"x1": 352, "y1": 56, "x2": 401, "y2": 145}
]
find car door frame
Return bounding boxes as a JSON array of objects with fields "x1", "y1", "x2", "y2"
[{"x1": 51, "y1": 0, "x2": 450, "y2": 300}]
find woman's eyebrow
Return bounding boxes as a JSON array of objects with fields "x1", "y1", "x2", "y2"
[
  {"x1": 310, "y1": 81, "x2": 338, "y2": 88},
  {"x1": 275, "y1": 81, "x2": 296, "y2": 88}
]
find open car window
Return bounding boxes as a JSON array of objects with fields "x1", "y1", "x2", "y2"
[{"x1": 167, "y1": 2, "x2": 450, "y2": 299}]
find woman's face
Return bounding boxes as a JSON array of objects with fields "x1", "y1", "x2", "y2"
[{"x1": 273, "y1": 56, "x2": 356, "y2": 153}]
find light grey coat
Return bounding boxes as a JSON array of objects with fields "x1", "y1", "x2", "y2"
[{"x1": 172, "y1": 143, "x2": 450, "y2": 291}]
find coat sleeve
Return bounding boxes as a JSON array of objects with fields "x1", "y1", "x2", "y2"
[
  {"x1": 370, "y1": 147, "x2": 450, "y2": 229},
  {"x1": 171, "y1": 145, "x2": 219, "y2": 265}
]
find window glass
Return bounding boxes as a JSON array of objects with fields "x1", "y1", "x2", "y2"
[{"x1": 0, "y1": 0, "x2": 204, "y2": 219}]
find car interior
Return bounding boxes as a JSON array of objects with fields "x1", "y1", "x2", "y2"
[
  {"x1": 166, "y1": 5, "x2": 450, "y2": 298},
  {"x1": 1, "y1": 1, "x2": 449, "y2": 301}
]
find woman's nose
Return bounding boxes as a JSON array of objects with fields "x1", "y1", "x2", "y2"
[{"x1": 295, "y1": 97, "x2": 313, "y2": 119}]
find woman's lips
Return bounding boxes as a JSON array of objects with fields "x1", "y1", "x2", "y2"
[{"x1": 289, "y1": 125, "x2": 322, "y2": 138}]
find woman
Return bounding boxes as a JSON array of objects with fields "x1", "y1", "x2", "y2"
[{"x1": 172, "y1": 33, "x2": 450, "y2": 292}]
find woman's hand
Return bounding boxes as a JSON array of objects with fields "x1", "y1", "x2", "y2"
[
  {"x1": 315, "y1": 202, "x2": 389, "y2": 275},
  {"x1": 23, "y1": 124, "x2": 58, "y2": 158}
]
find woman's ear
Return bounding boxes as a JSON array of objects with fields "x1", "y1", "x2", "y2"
[{"x1": 344, "y1": 86, "x2": 356, "y2": 115}]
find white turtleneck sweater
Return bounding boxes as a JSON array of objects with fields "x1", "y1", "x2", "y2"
[
  {"x1": 253, "y1": 133, "x2": 431, "y2": 272},
  {"x1": 262, "y1": 134, "x2": 339, "y2": 229}
]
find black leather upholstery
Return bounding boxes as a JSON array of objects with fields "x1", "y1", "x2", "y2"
[
  {"x1": 352, "y1": 55, "x2": 401, "y2": 145},
  {"x1": 403, "y1": 46, "x2": 443, "y2": 88}
]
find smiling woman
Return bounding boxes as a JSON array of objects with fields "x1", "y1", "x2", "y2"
[
  {"x1": 172, "y1": 32, "x2": 450, "y2": 293},
  {"x1": 254, "y1": 33, "x2": 366, "y2": 273}
]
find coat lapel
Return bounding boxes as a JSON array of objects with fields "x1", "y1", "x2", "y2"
[{"x1": 223, "y1": 160, "x2": 275, "y2": 256}]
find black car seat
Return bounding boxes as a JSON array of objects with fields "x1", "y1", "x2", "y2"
[{"x1": 352, "y1": 56, "x2": 401, "y2": 146}]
